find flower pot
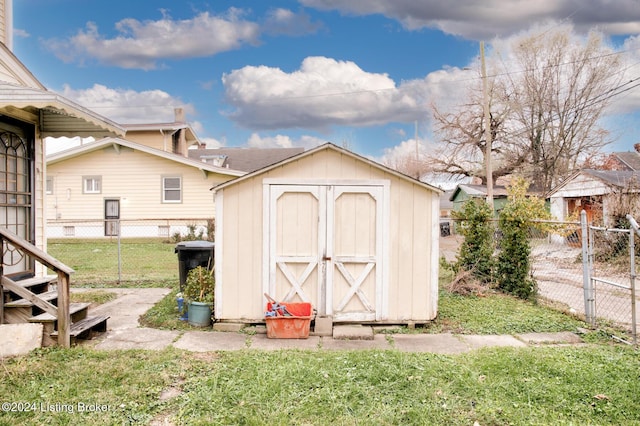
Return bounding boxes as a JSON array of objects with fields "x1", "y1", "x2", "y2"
[{"x1": 188, "y1": 301, "x2": 212, "y2": 327}]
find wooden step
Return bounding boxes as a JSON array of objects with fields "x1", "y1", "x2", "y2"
[
  {"x1": 28, "y1": 302, "x2": 90, "y2": 323},
  {"x1": 5, "y1": 275, "x2": 56, "y2": 300},
  {"x1": 51, "y1": 315, "x2": 109, "y2": 340},
  {"x1": 3, "y1": 290, "x2": 59, "y2": 323},
  {"x1": 4, "y1": 290, "x2": 58, "y2": 308}
]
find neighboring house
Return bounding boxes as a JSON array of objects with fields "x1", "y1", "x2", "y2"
[
  {"x1": 449, "y1": 184, "x2": 509, "y2": 217},
  {"x1": 212, "y1": 143, "x2": 442, "y2": 326},
  {"x1": 46, "y1": 138, "x2": 244, "y2": 238},
  {"x1": 122, "y1": 107, "x2": 198, "y2": 157},
  {"x1": 188, "y1": 146, "x2": 304, "y2": 172},
  {"x1": 548, "y1": 169, "x2": 640, "y2": 227},
  {"x1": 602, "y1": 150, "x2": 640, "y2": 172}
]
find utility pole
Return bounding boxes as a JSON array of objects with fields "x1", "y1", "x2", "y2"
[{"x1": 480, "y1": 41, "x2": 494, "y2": 212}]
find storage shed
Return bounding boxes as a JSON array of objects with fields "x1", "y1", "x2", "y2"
[{"x1": 212, "y1": 143, "x2": 441, "y2": 325}]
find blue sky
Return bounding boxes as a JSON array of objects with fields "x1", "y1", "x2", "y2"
[{"x1": 11, "y1": 0, "x2": 640, "y2": 164}]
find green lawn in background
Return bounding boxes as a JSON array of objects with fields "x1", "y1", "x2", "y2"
[{"x1": 47, "y1": 238, "x2": 178, "y2": 286}]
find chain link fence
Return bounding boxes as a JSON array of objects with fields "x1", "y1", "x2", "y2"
[
  {"x1": 588, "y1": 223, "x2": 638, "y2": 342},
  {"x1": 443, "y1": 215, "x2": 638, "y2": 344},
  {"x1": 46, "y1": 219, "x2": 214, "y2": 286}
]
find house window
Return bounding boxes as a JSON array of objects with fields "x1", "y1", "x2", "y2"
[
  {"x1": 158, "y1": 225, "x2": 170, "y2": 238},
  {"x1": 162, "y1": 176, "x2": 182, "y2": 203},
  {"x1": 46, "y1": 176, "x2": 54, "y2": 194},
  {"x1": 83, "y1": 176, "x2": 101, "y2": 194}
]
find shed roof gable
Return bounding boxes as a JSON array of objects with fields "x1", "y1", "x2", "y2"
[{"x1": 212, "y1": 142, "x2": 442, "y2": 193}]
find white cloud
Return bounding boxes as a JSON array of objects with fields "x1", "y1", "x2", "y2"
[
  {"x1": 222, "y1": 56, "x2": 429, "y2": 130},
  {"x1": 263, "y1": 8, "x2": 323, "y2": 36},
  {"x1": 246, "y1": 133, "x2": 326, "y2": 149},
  {"x1": 43, "y1": 9, "x2": 260, "y2": 70},
  {"x1": 59, "y1": 83, "x2": 191, "y2": 124},
  {"x1": 199, "y1": 137, "x2": 225, "y2": 148},
  {"x1": 300, "y1": 0, "x2": 640, "y2": 39},
  {"x1": 45, "y1": 136, "x2": 94, "y2": 155}
]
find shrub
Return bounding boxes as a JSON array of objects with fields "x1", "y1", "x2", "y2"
[
  {"x1": 453, "y1": 198, "x2": 494, "y2": 282},
  {"x1": 183, "y1": 266, "x2": 215, "y2": 305},
  {"x1": 496, "y1": 178, "x2": 551, "y2": 300}
]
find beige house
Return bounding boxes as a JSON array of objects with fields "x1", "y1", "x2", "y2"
[
  {"x1": 46, "y1": 137, "x2": 244, "y2": 238},
  {"x1": 121, "y1": 108, "x2": 198, "y2": 156},
  {"x1": 213, "y1": 143, "x2": 441, "y2": 325}
]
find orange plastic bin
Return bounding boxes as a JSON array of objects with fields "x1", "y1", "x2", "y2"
[{"x1": 265, "y1": 302, "x2": 312, "y2": 339}]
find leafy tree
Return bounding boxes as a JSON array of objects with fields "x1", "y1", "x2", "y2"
[{"x1": 454, "y1": 198, "x2": 494, "y2": 282}]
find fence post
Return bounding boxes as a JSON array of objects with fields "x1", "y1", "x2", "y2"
[
  {"x1": 581, "y1": 210, "x2": 595, "y2": 326},
  {"x1": 117, "y1": 219, "x2": 122, "y2": 284},
  {"x1": 626, "y1": 214, "x2": 638, "y2": 345}
]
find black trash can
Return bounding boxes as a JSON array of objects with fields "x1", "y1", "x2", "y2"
[
  {"x1": 440, "y1": 221, "x2": 451, "y2": 237},
  {"x1": 175, "y1": 241, "x2": 215, "y2": 291}
]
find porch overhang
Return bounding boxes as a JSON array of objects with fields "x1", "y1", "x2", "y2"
[{"x1": 0, "y1": 83, "x2": 125, "y2": 138}]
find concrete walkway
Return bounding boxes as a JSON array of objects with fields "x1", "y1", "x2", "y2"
[{"x1": 82, "y1": 288, "x2": 584, "y2": 353}]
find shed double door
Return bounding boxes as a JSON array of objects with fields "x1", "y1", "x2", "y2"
[{"x1": 267, "y1": 184, "x2": 385, "y2": 321}]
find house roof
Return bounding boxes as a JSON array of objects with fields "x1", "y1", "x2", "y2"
[
  {"x1": 449, "y1": 184, "x2": 509, "y2": 201},
  {"x1": 188, "y1": 147, "x2": 305, "y2": 172},
  {"x1": 612, "y1": 151, "x2": 640, "y2": 171},
  {"x1": 46, "y1": 137, "x2": 246, "y2": 177},
  {"x1": 212, "y1": 142, "x2": 443, "y2": 193},
  {"x1": 546, "y1": 169, "x2": 640, "y2": 198},
  {"x1": 0, "y1": 82, "x2": 125, "y2": 138},
  {"x1": 0, "y1": 44, "x2": 125, "y2": 139}
]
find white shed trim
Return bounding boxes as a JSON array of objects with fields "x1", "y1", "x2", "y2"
[{"x1": 214, "y1": 190, "x2": 224, "y2": 318}]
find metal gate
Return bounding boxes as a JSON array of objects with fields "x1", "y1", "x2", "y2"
[{"x1": 586, "y1": 213, "x2": 638, "y2": 344}]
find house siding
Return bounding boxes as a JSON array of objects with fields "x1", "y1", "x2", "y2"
[
  {"x1": 46, "y1": 145, "x2": 229, "y2": 222},
  {"x1": 125, "y1": 131, "x2": 169, "y2": 152},
  {"x1": 215, "y1": 147, "x2": 438, "y2": 323}
]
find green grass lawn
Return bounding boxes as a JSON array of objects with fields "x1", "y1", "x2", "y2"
[
  {"x1": 6, "y1": 241, "x2": 634, "y2": 425},
  {"x1": 4, "y1": 284, "x2": 638, "y2": 425},
  {"x1": 1, "y1": 345, "x2": 638, "y2": 425},
  {"x1": 47, "y1": 238, "x2": 178, "y2": 287}
]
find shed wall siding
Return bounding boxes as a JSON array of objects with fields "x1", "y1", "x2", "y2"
[
  {"x1": 217, "y1": 148, "x2": 437, "y2": 322},
  {"x1": 46, "y1": 147, "x2": 229, "y2": 221}
]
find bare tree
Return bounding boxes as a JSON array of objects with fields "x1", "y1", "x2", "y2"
[
  {"x1": 429, "y1": 24, "x2": 623, "y2": 192},
  {"x1": 502, "y1": 25, "x2": 622, "y2": 192},
  {"x1": 429, "y1": 81, "x2": 528, "y2": 184}
]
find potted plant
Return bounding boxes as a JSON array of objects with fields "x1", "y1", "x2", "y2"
[{"x1": 183, "y1": 266, "x2": 215, "y2": 327}]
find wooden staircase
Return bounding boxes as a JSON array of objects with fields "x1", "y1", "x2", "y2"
[{"x1": 1, "y1": 229, "x2": 109, "y2": 347}]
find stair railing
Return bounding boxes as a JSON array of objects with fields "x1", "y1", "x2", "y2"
[{"x1": 0, "y1": 227, "x2": 74, "y2": 348}]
